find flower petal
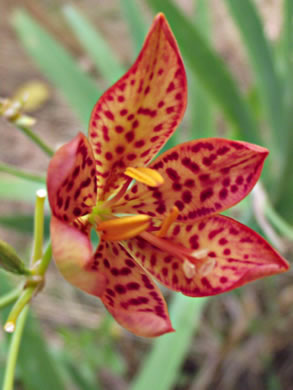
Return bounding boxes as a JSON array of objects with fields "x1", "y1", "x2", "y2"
[
  {"x1": 92, "y1": 240, "x2": 173, "y2": 337},
  {"x1": 89, "y1": 13, "x2": 187, "y2": 200},
  {"x1": 114, "y1": 139, "x2": 268, "y2": 221},
  {"x1": 51, "y1": 216, "x2": 106, "y2": 296},
  {"x1": 123, "y1": 215, "x2": 289, "y2": 297},
  {"x1": 47, "y1": 132, "x2": 97, "y2": 222}
]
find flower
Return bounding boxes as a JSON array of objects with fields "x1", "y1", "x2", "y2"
[{"x1": 47, "y1": 13, "x2": 289, "y2": 337}]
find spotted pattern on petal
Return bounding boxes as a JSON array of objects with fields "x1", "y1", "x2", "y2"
[
  {"x1": 114, "y1": 139, "x2": 268, "y2": 221},
  {"x1": 90, "y1": 240, "x2": 173, "y2": 337},
  {"x1": 47, "y1": 133, "x2": 97, "y2": 224},
  {"x1": 88, "y1": 14, "x2": 187, "y2": 200},
  {"x1": 123, "y1": 215, "x2": 288, "y2": 297}
]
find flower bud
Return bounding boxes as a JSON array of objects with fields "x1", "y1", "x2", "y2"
[{"x1": 0, "y1": 239, "x2": 31, "y2": 275}]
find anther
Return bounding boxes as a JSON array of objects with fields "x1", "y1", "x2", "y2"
[
  {"x1": 198, "y1": 258, "x2": 216, "y2": 276},
  {"x1": 191, "y1": 248, "x2": 209, "y2": 260},
  {"x1": 97, "y1": 215, "x2": 151, "y2": 241},
  {"x1": 156, "y1": 206, "x2": 179, "y2": 237},
  {"x1": 125, "y1": 167, "x2": 164, "y2": 187},
  {"x1": 182, "y1": 259, "x2": 196, "y2": 279}
]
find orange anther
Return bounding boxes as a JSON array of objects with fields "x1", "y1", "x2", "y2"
[
  {"x1": 156, "y1": 206, "x2": 179, "y2": 238},
  {"x1": 97, "y1": 215, "x2": 150, "y2": 241}
]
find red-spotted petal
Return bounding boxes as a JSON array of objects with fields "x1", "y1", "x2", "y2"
[
  {"x1": 47, "y1": 133, "x2": 97, "y2": 223},
  {"x1": 91, "y1": 240, "x2": 173, "y2": 337},
  {"x1": 51, "y1": 216, "x2": 106, "y2": 296},
  {"x1": 114, "y1": 139, "x2": 268, "y2": 221},
  {"x1": 89, "y1": 13, "x2": 187, "y2": 200},
  {"x1": 122, "y1": 215, "x2": 289, "y2": 297}
]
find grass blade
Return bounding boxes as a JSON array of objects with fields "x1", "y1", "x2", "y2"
[
  {"x1": 63, "y1": 5, "x2": 125, "y2": 85},
  {"x1": 130, "y1": 294, "x2": 208, "y2": 390},
  {"x1": 147, "y1": 0, "x2": 260, "y2": 144},
  {"x1": 119, "y1": 0, "x2": 148, "y2": 55},
  {"x1": 11, "y1": 9, "x2": 100, "y2": 127},
  {"x1": 225, "y1": 0, "x2": 283, "y2": 159},
  {"x1": 189, "y1": 0, "x2": 215, "y2": 139}
]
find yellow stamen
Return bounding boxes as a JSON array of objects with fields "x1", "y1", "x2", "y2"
[
  {"x1": 125, "y1": 167, "x2": 164, "y2": 187},
  {"x1": 182, "y1": 259, "x2": 196, "y2": 279},
  {"x1": 97, "y1": 215, "x2": 150, "y2": 241},
  {"x1": 156, "y1": 206, "x2": 179, "y2": 237}
]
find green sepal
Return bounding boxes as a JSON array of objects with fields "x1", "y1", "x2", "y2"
[{"x1": 0, "y1": 239, "x2": 31, "y2": 275}]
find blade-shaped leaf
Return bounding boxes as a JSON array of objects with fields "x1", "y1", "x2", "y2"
[
  {"x1": 130, "y1": 294, "x2": 208, "y2": 390},
  {"x1": 11, "y1": 9, "x2": 101, "y2": 127},
  {"x1": 120, "y1": 0, "x2": 148, "y2": 55},
  {"x1": 147, "y1": 0, "x2": 260, "y2": 145},
  {"x1": 189, "y1": 0, "x2": 215, "y2": 139},
  {"x1": 0, "y1": 176, "x2": 47, "y2": 204},
  {"x1": 63, "y1": 5, "x2": 125, "y2": 85},
  {"x1": 0, "y1": 214, "x2": 50, "y2": 236},
  {"x1": 225, "y1": 0, "x2": 283, "y2": 160}
]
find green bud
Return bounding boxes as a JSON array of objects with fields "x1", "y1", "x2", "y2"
[{"x1": 0, "y1": 240, "x2": 31, "y2": 275}]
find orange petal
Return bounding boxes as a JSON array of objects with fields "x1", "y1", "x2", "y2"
[
  {"x1": 123, "y1": 215, "x2": 289, "y2": 297},
  {"x1": 50, "y1": 216, "x2": 106, "y2": 296},
  {"x1": 114, "y1": 139, "x2": 268, "y2": 221},
  {"x1": 92, "y1": 241, "x2": 173, "y2": 337},
  {"x1": 88, "y1": 13, "x2": 187, "y2": 200},
  {"x1": 47, "y1": 133, "x2": 97, "y2": 223}
]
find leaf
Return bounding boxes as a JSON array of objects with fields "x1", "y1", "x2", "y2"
[
  {"x1": 189, "y1": 0, "x2": 215, "y2": 139},
  {"x1": 63, "y1": 5, "x2": 125, "y2": 85},
  {"x1": 224, "y1": 0, "x2": 284, "y2": 161},
  {"x1": 0, "y1": 214, "x2": 50, "y2": 236},
  {"x1": 11, "y1": 9, "x2": 101, "y2": 127},
  {"x1": 0, "y1": 175, "x2": 47, "y2": 203},
  {"x1": 130, "y1": 294, "x2": 208, "y2": 390},
  {"x1": 147, "y1": 0, "x2": 260, "y2": 145},
  {"x1": 120, "y1": 0, "x2": 148, "y2": 55}
]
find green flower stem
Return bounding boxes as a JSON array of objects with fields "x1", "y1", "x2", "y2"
[
  {"x1": 0, "y1": 286, "x2": 22, "y2": 310},
  {"x1": 0, "y1": 162, "x2": 46, "y2": 183},
  {"x1": 4, "y1": 287, "x2": 34, "y2": 333},
  {"x1": 34, "y1": 242, "x2": 52, "y2": 276},
  {"x1": 17, "y1": 125, "x2": 54, "y2": 157},
  {"x1": 3, "y1": 189, "x2": 48, "y2": 387},
  {"x1": 265, "y1": 202, "x2": 293, "y2": 240},
  {"x1": 2, "y1": 306, "x2": 29, "y2": 390},
  {"x1": 32, "y1": 189, "x2": 46, "y2": 265}
]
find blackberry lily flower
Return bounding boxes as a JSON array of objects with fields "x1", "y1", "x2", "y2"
[{"x1": 47, "y1": 14, "x2": 289, "y2": 337}]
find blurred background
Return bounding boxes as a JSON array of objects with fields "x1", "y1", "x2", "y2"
[{"x1": 0, "y1": 0, "x2": 293, "y2": 389}]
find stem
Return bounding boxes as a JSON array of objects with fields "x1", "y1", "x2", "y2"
[
  {"x1": 32, "y1": 189, "x2": 46, "y2": 265},
  {"x1": 34, "y1": 242, "x2": 52, "y2": 276},
  {"x1": 0, "y1": 286, "x2": 22, "y2": 310},
  {"x1": 265, "y1": 203, "x2": 293, "y2": 240},
  {"x1": 2, "y1": 306, "x2": 29, "y2": 390},
  {"x1": 3, "y1": 188, "x2": 47, "y2": 386},
  {"x1": 17, "y1": 125, "x2": 54, "y2": 157},
  {"x1": 4, "y1": 288, "x2": 34, "y2": 333},
  {"x1": 0, "y1": 162, "x2": 46, "y2": 183}
]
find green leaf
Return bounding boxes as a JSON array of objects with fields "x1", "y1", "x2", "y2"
[
  {"x1": 0, "y1": 214, "x2": 50, "y2": 236},
  {"x1": 11, "y1": 9, "x2": 101, "y2": 127},
  {"x1": 0, "y1": 176, "x2": 47, "y2": 203},
  {"x1": 120, "y1": 0, "x2": 148, "y2": 56},
  {"x1": 131, "y1": 294, "x2": 208, "y2": 390},
  {"x1": 63, "y1": 5, "x2": 125, "y2": 85},
  {"x1": 225, "y1": 0, "x2": 283, "y2": 160},
  {"x1": 189, "y1": 0, "x2": 215, "y2": 139},
  {"x1": 147, "y1": 0, "x2": 260, "y2": 145}
]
